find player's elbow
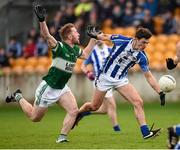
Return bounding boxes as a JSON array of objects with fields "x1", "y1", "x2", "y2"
[{"x1": 40, "y1": 32, "x2": 50, "y2": 40}]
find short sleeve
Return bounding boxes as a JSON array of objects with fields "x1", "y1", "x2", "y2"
[
  {"x1": 138, "y1": 52, "x2": 149, "y2": 72},
  {"x1": 52, "y1": 41, "x2": 62, "y2": 52},
  {"x1": 110, "y1": 34, "x2": 132, "y2": 46},
  {"x1": 77, "y1": 47, "x2": 83, "y2": 58},
  {"x1": 84, "y1": 54, "x2": 93, "y2": 65}
]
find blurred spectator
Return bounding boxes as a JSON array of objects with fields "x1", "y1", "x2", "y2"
[
  {"x1": 121, "y1": 4, "x2": 134, "y2": 27},
  {"x1": 62, "y1": 4, "x2": 76, "y2": 24},
  {"x1": 48, "y1": 11, "x2": 63, "y2": 29},
  {"x1": 75, "y1": 0, "x2": 93, "y2": 17},
  {"x1": 49, "y1": 25, "x2": 61, "y2": 41},
  {"x1": 163, "y1": 10, "x2": 177, "y2": 34},
  {"x1": 143, "y1": 0, "x2": 158, "y2": 16},
  {"x1": 157, "y1": 0, "x2": 172, "y2": 14},
  {"x1": 97, "y1": 0, "x2": 113, "y2": 21},
  {"x1": 35, "y1": 37, "x2": 48, "y2": 57},
  {"x1": 27, "y1": 28, "x2": 39, "y2": 43},
  {"x1": 175, "y1": 10, "x2": 180, "y2": 34},
  {"x1": 23, "y1": 38, "x2": 36, "y2": 58},
  {"x1": 111, "y1": 4, "x2": 123, "y2": 27},
  {"x1": 74, "y1": 17, "x2": 86, "y2": 45},
  {"x1": 48, "y1": 11, "x2": 63, "y2": 41},
  {"x1": 88, "y1": 10, "x2": 98, "y2": 25},
  {"x1": 6, "y1": 37, "x2": 22, "y2": 58},
  {"x1": 0, "y1": 48, "x2": 10, "y2": 67},
  {"x1": 136, "y1": 0, "x2": 146, "y2": 8},
  {"x1": 133, "y1": 6, "x2": 144, "y2": 26},
  {"x1": 139, "y1": 9, "x2": 155, "y2": 34}
]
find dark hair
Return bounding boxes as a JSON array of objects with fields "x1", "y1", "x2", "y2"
[
  {"x1": 135, "y1": 27, "x2": 152, "y2": 39},
  {"x1": 59, "y1": 23, "x2": 75, "y2": 41}
]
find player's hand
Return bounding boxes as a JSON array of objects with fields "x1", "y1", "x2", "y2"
[
  {"x1": 159, "y1": 91, "x2": 166, "y2": 106},
  {"x1": 33, "y1": 4, "x2": 46, "y2": 22},
  {"x1": 87, "y1": 26, "x2": 102, "y2": 39},
  {"x1": 86, "y1": 71, "x2": 95, "y2": 81},
  {"x1": 166, "y1": 58, "x2": 177, "y2": 70}
]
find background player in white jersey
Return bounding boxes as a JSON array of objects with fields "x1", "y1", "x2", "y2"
[
  {"x1": 74, "y1": 26, "x2": 166, "y2": 139},
  {"x1": 5, "y1": 4, "x2": 97, "y2": 143},
  {"x1": 81, "y1": 41, "x2": 120, "y2": 132},
  {"x1": 166, "y1": 41, "x2": 180, "y2": 149}
]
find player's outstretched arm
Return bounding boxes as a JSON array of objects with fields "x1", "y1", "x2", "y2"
[
  {"x1": 81, "y1": 38, "x2": 97, "y2": 59},
  {"x1": 33, "y1": 4, "x2": 57, "y2": 48},
  {"x1": 81, "y1": 63, "x2": 89, "y2": 74},
  {"x1": 86, "y1": 25, "x2": 111, "y2": 41},
  {"x1": 144, "y1": 71, "x2": 166, "y2": 106}
]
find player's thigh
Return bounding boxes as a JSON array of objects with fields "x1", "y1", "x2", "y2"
[
  {"x1": 116, "y1": 83, "x2": 143, "y2": 104},
  {"x1": 57, "y1": 91, "x2": 78, "y2": 113},
  {"x1": 91, "y1": 88, "x2": 106, "y2": 107}
]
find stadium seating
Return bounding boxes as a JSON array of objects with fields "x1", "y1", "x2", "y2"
[{"x1": 2, "y1": 26, "x2": 180, "y2": 75}]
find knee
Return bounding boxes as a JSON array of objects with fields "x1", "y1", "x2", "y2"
[
  {"x1": 68, "y1": 107, "x2": 79, "y2": 117},
  {"x1": 108, "y1": 101, "x2": 116, "y2": 110},
  {"x1": 133, "y1": 99, "x2": 144, "y2": 108}
]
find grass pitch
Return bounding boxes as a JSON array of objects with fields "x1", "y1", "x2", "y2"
[{"x1": 0, "y1": 102, "x2": 179, "y2": 149}]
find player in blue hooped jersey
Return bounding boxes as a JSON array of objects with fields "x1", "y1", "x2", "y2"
[
  {"x1": 74, "y1": 27, "x2": 166, "y2": 139},
  {"x1": 81, "y1": 41, "x2": 120, "y2": 132}
]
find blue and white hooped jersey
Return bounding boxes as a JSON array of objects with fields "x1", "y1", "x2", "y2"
[
  {"x1": 102, "y1": 34, "x2": 149, "y2": 80},
  {"x1": 84, "y1": 44, "x2": 111, "y2": 77}
]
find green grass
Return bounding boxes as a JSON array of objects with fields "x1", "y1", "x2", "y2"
[{"x1": 0, "y1": 102, "x2": 180, "y2": 149}]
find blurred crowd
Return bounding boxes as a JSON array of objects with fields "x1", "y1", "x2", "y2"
[{"x1": 0, "y1": 0, "x2": 180, "y2": 72}]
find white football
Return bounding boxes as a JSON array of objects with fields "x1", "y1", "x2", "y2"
[{"x1": 158, "y1": 75, "x2": 176, "y2": 93}]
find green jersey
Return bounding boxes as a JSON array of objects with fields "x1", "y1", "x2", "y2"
[{"x1": 43, "y1": 41, "x2": 82, "y2": 89}]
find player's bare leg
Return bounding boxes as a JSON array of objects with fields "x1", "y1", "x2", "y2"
[
  {"x1": 6, "y1": 89, "x2": 48, "y2": 122},
  {"x1": 104, "y1": 97, "x2": 120, "y2": 131},
  {"x1": 116, "y1": 83, "x2": 161, "y2": 139},
  {"x1": 79, "y1": 89, "x2": 106, "y2": 112},
  {"x1": 116, "y1": 83, "x2": 146, "y2": 126},
  {"x1": 56, "y1": 91, "x2": 78, "y2": 143},
  {"x1": 91, "y1": 97, "x2": 120, "y2": 131},
  {"x1": 93, "y1": 101, "x2": 107, "y2": 114},
  {"x1": 19, "y1": 99, "x2": 48, "y2": 122},
  {"x1": 71, "y1": 89, "x2": 106, "y2": 129}
]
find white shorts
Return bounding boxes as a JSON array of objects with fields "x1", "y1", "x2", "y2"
[
  {"x1": 95, "y1": 73, "x2": 129, "y2": 92},
  {"x1": 93, "y1": 81, "x2": 113, "y2": 98},
  {"x1": 35, "y1": 80, "x2": 71, "y2": 108}
]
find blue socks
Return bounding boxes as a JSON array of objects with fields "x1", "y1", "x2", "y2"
[
  {"x1": 175, "y1": 125, "x2": 180, "y2": 136},
  {"x1": 113, "y1": 125, "x2": 121, "y2": 131},
  {"x1": 81, "y1": 111, "x2": 92, "y2": 116},
  {"x1": 140, "y1": 125, "x2": 150, "y2": 137},
  {"x1": 81, "y1": 112, "x2": 121, "y2": 132}
]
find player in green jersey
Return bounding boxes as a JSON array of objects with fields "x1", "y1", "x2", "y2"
[{"x1": 5, "y1": 4, "x2": 97, "y2": 143}]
